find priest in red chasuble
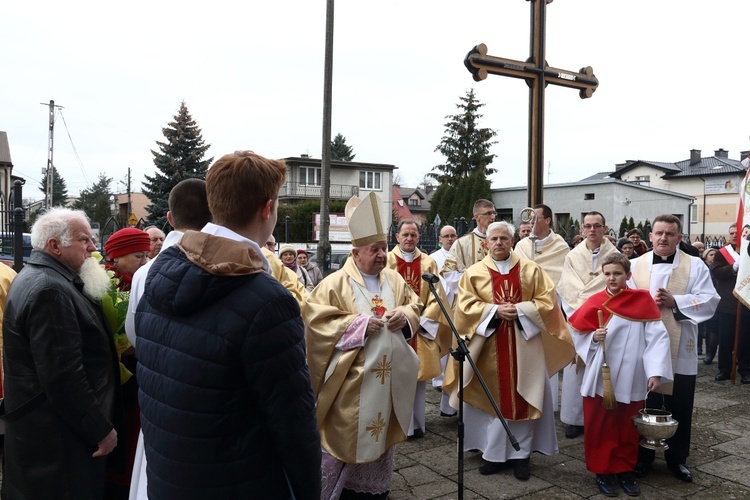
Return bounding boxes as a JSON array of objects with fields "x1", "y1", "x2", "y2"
[
  {"x1": 386, "y1": 220, "x2": 452, "y2": 439},
  {"x1": 443, "y1": 221, "x2": 574, "y2": 481},
  {"x1": 305, "y1": 192, "x2": 422, "y2": 500},
  {"x1": 568, "y1": 252, "x2": 672, "y2": 497}
]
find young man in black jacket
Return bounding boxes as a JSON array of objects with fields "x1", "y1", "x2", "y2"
[{"x1": 136, "y1": 151, "x2": 321, "y2": 499}]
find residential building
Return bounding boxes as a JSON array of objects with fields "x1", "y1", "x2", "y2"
[
  {"x1": 492, "y1": 178, "x2": 694, "y2": 240},
  {"x1": 395, "y1": 185, "x2": 435, "y2": 224},
  {"x1": 602, "y1": 149, "x2": 748, "y2": 239},
  {"x1": 279, "y1": 155, "x2": 397, "y2": 234}
]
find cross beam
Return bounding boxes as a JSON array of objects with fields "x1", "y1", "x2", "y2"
[{"x1": 464, "y1": 0, "x2": 598, "y2": 207}]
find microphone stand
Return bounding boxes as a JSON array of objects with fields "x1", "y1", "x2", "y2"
[{"x1": 422, "y1": 273, "x2": 519, "y2": 500}]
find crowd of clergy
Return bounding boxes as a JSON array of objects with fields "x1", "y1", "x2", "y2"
[{"x1": 1, "y1": 149, "x2": 734, "y2": 500}]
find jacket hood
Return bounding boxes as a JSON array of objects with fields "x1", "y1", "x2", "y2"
[{"x1": 144, "y1": 231, "x2": 266, "y2": 317}]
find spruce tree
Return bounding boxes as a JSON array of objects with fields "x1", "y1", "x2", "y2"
[
  {"x1": 39, "y1": 167, "x2": 69, "y2": 207},
  {"x1": 331, "y1": 133, "x2": 356, "y2": 161},
  {"x1": 429, "y1": 89, "x2": 498, "y2": 185},
  {"x1": 143, "y1": 102, "x2": 212, "y2": 230},
  {"x1": 72, "y1": 173, "x2": 113, "y2": 234}
]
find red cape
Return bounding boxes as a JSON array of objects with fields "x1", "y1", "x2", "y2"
[{"x1": 568, "y1": 288, "x2": 661, "y2": 333}]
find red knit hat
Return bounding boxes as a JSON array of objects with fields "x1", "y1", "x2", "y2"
[
  {"x1": 105, "y1": 228, "x2": 151, "y2": 259},
  {"x1": 297, "y1": 249, "x2": 308, "y2": 256}
]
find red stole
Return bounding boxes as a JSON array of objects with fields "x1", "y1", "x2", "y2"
[
  {"x1": 488, "y1": 265, "x2": 530, "y2": 420},
  {"x1": 396, "y1": 255, "x2": 422, "y2": 352}
]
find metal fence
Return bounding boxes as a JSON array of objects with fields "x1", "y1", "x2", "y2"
[{"x1": 0, "y1": 180, "x2": 28, "y2": 272}]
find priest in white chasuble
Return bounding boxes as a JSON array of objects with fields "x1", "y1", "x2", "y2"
[
  {"x1": 513, "y1": 204, "x2": 569, "y2": 286},
  {"x1": 305, "y1": 192, "x2": 422, "y2": 500},
  {"x1": 387, "y1": 220, "x2": 453, "y2": 439},
  {"x1": 441, "y1": 199, "x2": 496, "y2": 303},
  {"x1": 443, "y1": 221, "x2": 575, "y2": 481}
]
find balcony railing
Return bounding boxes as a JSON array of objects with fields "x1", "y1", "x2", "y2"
[{"x1": 279, "y1": 182, "x2": 359, "y2": 200}]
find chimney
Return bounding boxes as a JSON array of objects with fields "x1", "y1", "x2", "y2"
[
  {"x1": 714, "y1": 148, "x2": 728, "y2": 158},
  {"x1": 425, "y1": 184, "x2": 433, "y2": 195},
  {"x1": 742, "y1": 151, "x2": 750, "y2": 162},
  {"x1": 300, "y1": 153, "x2": 310, "y2": 158},
  {"x1": 689, "y1": 149, "x2": 701, "y2": 165}
]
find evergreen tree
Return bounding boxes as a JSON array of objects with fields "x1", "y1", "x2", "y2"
[
  {"x1": 39, "y1": 167, "x2": 69, "y2": 206},
  {"x1": 428, "y1": 170, "x2": 492, "y2": 227},
  {"x1": 628, "y1": 216, "x2": 635, "y2": 231},
  {"x1": 72, "y1": 173, "x2": 113, "y2": 234},
  {"x1": 619, "y1": 216, "x2": 629, "y2": 237},
  {"x1": 429, "y1": 89, "x2": 498, "y2": 185},
  {"x1": 143, "y1": 102, "x2": 212, "y2": 230},
  {"x1": 331, "y1": 133, "x2": 356, "y2": 161}
]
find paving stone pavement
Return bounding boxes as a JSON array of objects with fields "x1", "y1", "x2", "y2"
[{"x1": 391, "y1": 355, "x2": 750, "y2": 499}]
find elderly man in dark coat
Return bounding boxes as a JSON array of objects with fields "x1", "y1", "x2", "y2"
[{"x1": 2, "y1": 207, "x2": 119, "y2": 499}]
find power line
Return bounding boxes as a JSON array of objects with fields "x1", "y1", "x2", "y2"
[{"x1": 57, "y1": 109, "x2": 91, "y2": 187}]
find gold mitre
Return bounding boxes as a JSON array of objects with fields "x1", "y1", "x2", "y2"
[{"x1": 345, "y1": 192, "x2": 386, "y2": 247}]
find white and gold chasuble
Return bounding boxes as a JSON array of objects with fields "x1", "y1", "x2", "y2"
[{"x1": 305, "y1": 259, "x2": 421, "y2": 465}]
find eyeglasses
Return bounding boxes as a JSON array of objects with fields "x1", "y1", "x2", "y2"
[
  {"x1": 583, "y1": 224, "x2": 604, "y2": 230},
  {"x1": 477, "y1": 211, "x2": 496, "y2": 217}
]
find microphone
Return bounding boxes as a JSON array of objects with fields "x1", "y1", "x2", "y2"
[{"x1": 422, "y1": 273, "x2": 440, "y2": 284}]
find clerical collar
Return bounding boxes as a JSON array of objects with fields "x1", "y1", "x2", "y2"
[
  {"x1": 359, "y1": 270, "x2": 381, "y2": 293},
  {"x1": 491, "y1": 255, "x2": 511, "y2": 265},
  {"x1": 473, "y1": 228, "x2": 487, "y2": 238},
  {"x1": 400, "y1": 248, "x2": 416, "y2": 261},
  {"x1": 652, "y1": 252, "x2": 675, "y2": 265}
]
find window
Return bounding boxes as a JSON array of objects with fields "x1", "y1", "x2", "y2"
[
  {"x1": 359, "y1": 171, "x2": 382, "y2": 190},
  {"x1": 408, "y1": 198, "x2": 420, "y2": 206},
  {"x1": 633, "y1": 175, "x2": 650, "y2": 187},
  {"x1": 299, "y1": 167, "x2": 321, "y2": 186},
  {"x1": 496, "y1": 209, "x2": 513, "y2": 222},
  {"x1": 690, "y1": 205, "x2": 698, "y2": 224},
  {"x1": 584, "y1": 193, "x2": 595, "y2": 200}
]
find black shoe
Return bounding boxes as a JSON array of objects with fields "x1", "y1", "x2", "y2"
[
  {"x1": 617, "y1": 472, "x2": 641, "y2": 496},
  {"x1": 596, "y1": 474, "x2": 620, "y2": 497},
  {"x1": 633, "y1": 462, "x2": 651, "y2": 478},
  {"x1": 668, "y1": 463, "x2": 693, "y2": 482},
  {"x1": 715, "y1": 372, "x2": 730, "y2": 381},
  {"x1": 565, "y1": 425, "x2": 584, "y2": 439},
  {"x1": 704, "y1": 354, "x2": 715, "y2": 364},
  {"x1": 440, "y1": 411, "x2": 457, "y2": 417},
  {"x1": 479, "y1": 460, "x2": 511, "y2": 475},
  {"x1": 408, "y1": 429, "x2": 424, "y2": 439},
  {"x1": 513, "y1": 458, "x2": 530, "y2": 481}
]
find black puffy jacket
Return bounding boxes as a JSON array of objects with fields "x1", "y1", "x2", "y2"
[{"x1": 136, "y1": 231, "x2": 321, "y2": 499}]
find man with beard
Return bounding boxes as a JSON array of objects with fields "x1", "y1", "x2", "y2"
[
  {"x1": 629, "y1": 214, "x2": 719, "y2": 482},
  {"x1": 2, "y1": 208, "x2": 119, "y2": 499}
]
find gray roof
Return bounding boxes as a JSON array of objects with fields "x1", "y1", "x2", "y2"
[
  {"x1": 0, "y1": 132, "x2": 12, "y2": 167},
  {"x1": 669, "y1": 156, "x2": 746, "y2": 178},
  {"x1": 493, "y1": 177, "x2": 695, "y2": 200},
  {"x1": 609, "y1": 156, "x2": 746, "y2": 180}
]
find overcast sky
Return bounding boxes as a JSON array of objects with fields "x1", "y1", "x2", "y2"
[{"x1": 3, "y1": 1, "x2": 749, "y2": 200}]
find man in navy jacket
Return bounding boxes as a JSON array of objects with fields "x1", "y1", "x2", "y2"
[{"x1": 136, "y1": 151, "x2": 321, "y2": 499}]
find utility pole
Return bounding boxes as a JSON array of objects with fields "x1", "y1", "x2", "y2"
[
  {"x1": 319, "y1": 0, "x2": 334, "y2": 274},
  {"x1": 41, "y1": 100, "x2": 63, "y2": 210}
]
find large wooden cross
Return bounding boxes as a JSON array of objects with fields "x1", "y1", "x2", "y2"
[{"x1": 465, "y1": 0, "x2": 598, "y2": 206}]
